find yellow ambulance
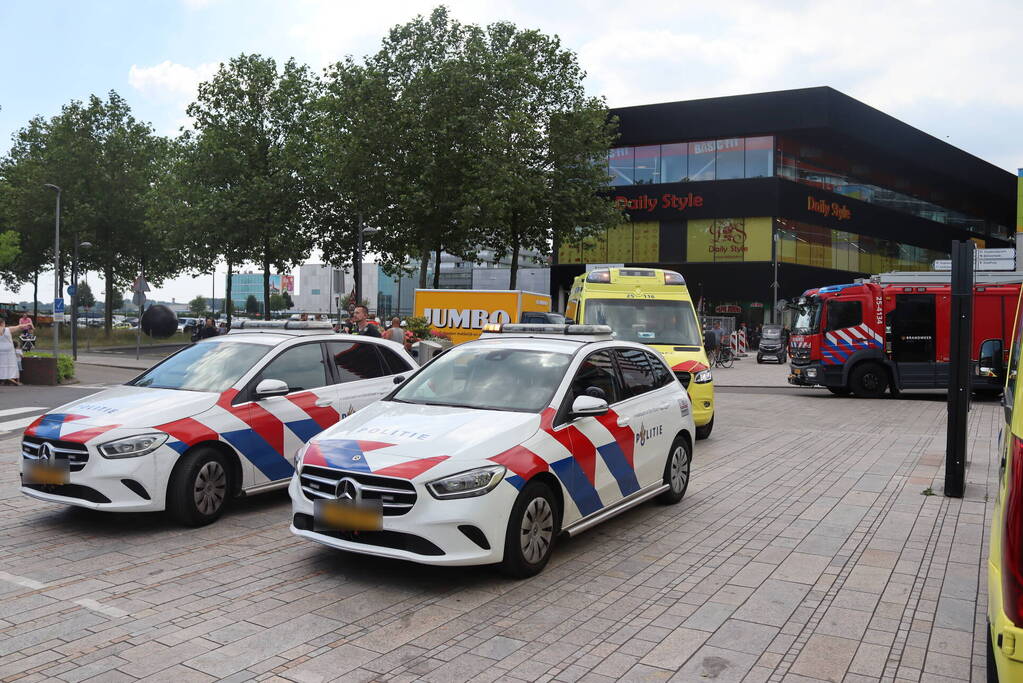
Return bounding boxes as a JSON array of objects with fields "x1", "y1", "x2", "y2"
[
  {"x1": 565, "y1": 267, "x2": 715, "y2": 438},
  {"x1": 989, "y1": 287, "x2": 1023, "y2": 682}
]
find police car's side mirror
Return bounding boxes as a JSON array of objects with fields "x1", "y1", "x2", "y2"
[
  {"x1": 570, "y1": 395, "x2": 608, "y2": 419},
  {"x1": 393, "y1": 375, "x2": 405, "y2": 385},
  {"x1": 255, "y1": 378, "x2": 289, "y2": 399}
]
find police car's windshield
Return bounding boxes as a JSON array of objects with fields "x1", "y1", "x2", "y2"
[
  {"x1": 584, "y1": 299, "x2": 702, "y2": 346},
  {"x1": 130, "y1": 342, "x2": 270, "y2": 393},
  {"x1": 392, "y1": 345, "x2": 572, "y2": 412}
]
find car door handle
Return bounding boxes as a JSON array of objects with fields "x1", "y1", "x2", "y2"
[
  {"x1": 314, "y1": 398, "x2": 333, "y2": 407},
  {"x1": 617, "y1": 417, "x2": 630, "y2": 427}
]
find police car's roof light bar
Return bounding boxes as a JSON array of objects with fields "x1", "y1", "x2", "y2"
[
  {"x1": 482, "y1": 323, "x2": 614, "y2": 336},
  {"x1": 234, "y1": 320, "x2": 334, "y2": 330},
  {"x1": 585, "y1": 267, "x2": 686, "y2": 285}
]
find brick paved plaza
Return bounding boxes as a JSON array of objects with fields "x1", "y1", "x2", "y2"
[{"x1": 0, "y1": 376, "x2": 998, "y2": 682}]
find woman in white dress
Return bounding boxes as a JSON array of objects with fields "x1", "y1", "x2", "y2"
[{"x1": 0, "y1": 318, "x2": 32, "y2": 385}]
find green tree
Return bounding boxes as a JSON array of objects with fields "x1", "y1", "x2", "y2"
[
  {"x1": 269, "y1": 293, "x2": 285, "y2": 313},
  {"x1": 76, "y1": 281, "x2": 95, "y2": 310},
  {"x1": 316, "y1": 8, "x2": 489, "y2": 288},
  {"x1": 189, "y1": 295, "x2": 208, "y2": 316},
  {"x1": 185, "y1": 54, "x2": 318, "y2": 320},
  {"x1": 0, "y1": 230, "x2": 20, "y2": 267},
  {"x1": 1, "y1": 93, "x2": 181, "y2": 332},
  {"x1": 470, "y1": 23, "x2": 623, "y2": 287},
  {"x1": 282, "y1": 290, "x2": 293, "y2": 309},
  {"x1": 245, "y1": 294, "x2": 259, "y2": 314}
]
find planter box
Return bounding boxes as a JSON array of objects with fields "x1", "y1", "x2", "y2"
[{"x1": 22, "y1": 356, "x2": 58, "y2": 385}]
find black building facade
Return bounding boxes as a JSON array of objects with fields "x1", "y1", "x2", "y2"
[{"x1": 552, "y1": 87, "x2": 1016, "y2": 323}]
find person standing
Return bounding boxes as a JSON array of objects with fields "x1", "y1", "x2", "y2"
[
  {"x1": 0, "y1": 318, "x2": 33, "y2": 385},
  {"x1": 196, "y1": 317, "x2": 219, "y2": 340},
  {"x1": 386, "y1": 317, "x2": 404, "y2": 343},
  {"x1": 352, "y1": 305, "x2": 381, "y2": 337},
  {"x1": 18, "y1": 312, "x2": 32, "y2": 328}
]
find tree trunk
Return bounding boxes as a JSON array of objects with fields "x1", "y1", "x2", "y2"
[
  {"x1": 418, "y1": 246, "x2": 430, "y2": 289},
  {"x1": 509, "y1": 236, "x2": 520, "y2": 290},
  {"x1": 104, "y1": 264, "x2": 114, "y2": 335},
  {"x1": 432, "y1": 245, "x2": 441, "y2": 289},
  {"x1": 32, "y1": 270, "x2": 38, "y2": 320},
  {"x1": 225, "y1": 261, "x2": 233, "y2": 326},
  {"x1": 262, "y1": 253, "x2": 271, "y2": 320}
]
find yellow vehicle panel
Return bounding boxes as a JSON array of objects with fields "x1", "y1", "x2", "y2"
[
  {"x1": 566, "y1": 267, "x2": 714, "y2": 434},
  {"x1": 990, "y1": 285, "x2": 1023, "y2": 682}
]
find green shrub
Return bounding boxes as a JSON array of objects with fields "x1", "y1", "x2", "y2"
[{"x1": 25, "y1": 352, "x2": 75, "y2": 382}]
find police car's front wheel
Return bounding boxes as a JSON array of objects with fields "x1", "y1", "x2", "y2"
[
  {"x1": 167, "y1": 448, "x2": 229, "y2": 526},
  {"x1": 500, "y1": 480, "x2": 559, "y2": 579}
]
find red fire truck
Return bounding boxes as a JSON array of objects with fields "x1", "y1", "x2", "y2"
[{"x1": 787, "y1": 280, "x2": 1021, "y2": 397}]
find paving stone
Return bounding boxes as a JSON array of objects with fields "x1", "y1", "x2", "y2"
[
  {"x1": 665, "y1": 645, "x2": 757, "y2": 682},
  {"x1": 732, "y1": 579, "x2": 811, "y2": 627},
  {"x1": 706, "y1": 619, "x2": 779, "y2": 656},
  {"x1": 640, "y1": 626, "x2": 709, "y2": 670},
  {"x1": 789, "y1": 633, "x2": 859, "y2": 682}
]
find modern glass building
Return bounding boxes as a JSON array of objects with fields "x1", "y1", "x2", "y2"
[
  {"x1": 228, "y1": 272, "x2": 294, "y2": 313},
  {"x1": 554, "y1": 87, "x2": 1016, "y2": 323}
]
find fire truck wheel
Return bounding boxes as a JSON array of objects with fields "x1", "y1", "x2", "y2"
[{"x1": 850, "y1": 362, "x2": 889, "y2": 398}]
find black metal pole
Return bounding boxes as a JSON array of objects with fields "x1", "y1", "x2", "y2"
[
  {"x1": 71, "y1": 239, "x2": 78, "y2": 360},
  {"x1": 354, "y1": 214, "x2": 363, "y2": 307},
  {"x1": 945, "y1": 240, "x2": 973, "y2": 498}
]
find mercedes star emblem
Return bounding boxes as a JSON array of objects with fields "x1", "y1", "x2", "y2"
[
  {"x1": 336, "y1": 477, "x2": 362, "y2": 503},
  {"x1": 40, "y1": 442, "x2": 55, "y2": 462}
]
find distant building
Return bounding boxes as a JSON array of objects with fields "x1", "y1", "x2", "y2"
[{"x1": 228, "y1": 272, "x2": 295, "y2": 313}]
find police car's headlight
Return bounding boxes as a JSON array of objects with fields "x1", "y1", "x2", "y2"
[
  {"x1": 98, "y1": 433, "x2": 168, "y2": 459},
  {"x1": 427, "y1": 465, "x2": 506, "y2": 499},
  {"x1": 294, "y1": 444, "x2": 308, "y2": 469},
  {"x1": 694, "y1": 369, "x2": 713, "y2": 384}
]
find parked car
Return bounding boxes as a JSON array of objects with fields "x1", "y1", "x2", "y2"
[
  {"x1": 289, "y1": 323, "x2": 694, "y2": 577},
  {"x1": 20, "y1": 321, "x2": 417, "y2": 526}
]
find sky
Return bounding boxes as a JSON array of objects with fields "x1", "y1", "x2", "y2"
[{"x1": 2, "y1": 0, "x2": 1022, "y2": 306}]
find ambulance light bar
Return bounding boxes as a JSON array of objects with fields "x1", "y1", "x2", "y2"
[
  {"x1": 234, "y1": 320, "x2": 334, "y2": 330},
  {"x1": 482, "y1": 323, "x2": 614, "y2": 336}
]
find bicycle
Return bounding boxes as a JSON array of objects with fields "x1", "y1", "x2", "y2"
[{"x1": 714, "y1": 345, "x2": 735, "y2": 369}]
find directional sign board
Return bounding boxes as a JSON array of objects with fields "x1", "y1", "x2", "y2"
[
  {"x1": 934, "y1": 249, "x2": 1016, "y2": 272},
  {"x1": 53, "y1": 298, "x2": 66, "y2": 323}
]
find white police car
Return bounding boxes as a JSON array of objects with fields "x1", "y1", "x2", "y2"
[
  {"x1": 289, "y1": 324, "x2": 695, "y2": 577},
  {"x1": 20, "y1": 321, "x2": 416, "y2": 525}
]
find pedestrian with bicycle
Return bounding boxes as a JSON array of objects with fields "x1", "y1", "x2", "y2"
[{"x1": 0, "y1": 317, "x2": 33, "y2": 385}]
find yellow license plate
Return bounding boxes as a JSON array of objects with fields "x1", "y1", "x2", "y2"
[
  {"x1": 314, "y1": 499, "x2": 382, "y2": 531},
  {"x1": 23, "y1": 460, "x2": 70, "y2": 485}
]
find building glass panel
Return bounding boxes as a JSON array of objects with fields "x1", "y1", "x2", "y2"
[
  {"x1": 745, "y1": 136, "x2": 774, "y2": 178},
  {"x1": 715, "y1": 139, "x2": 744, "y2": 180},
  {"x1": 634, "y1": 145, "x2": 660, "y2": 184},
  {"x1": 688, "y1": 140, "x2": 716, "y2": 181},
  {"x1": 609, "y1": 147, "x2": 634, "y2": 186},
  {"x1": 660, "y1": 143, "x2": 686, "y2": 183},
  {"x1": 686, "y1": 217, "x2": 772, "y2": 263},
  {"x1": 776, "y1": 218, "x2": 946, "y2": 273}
]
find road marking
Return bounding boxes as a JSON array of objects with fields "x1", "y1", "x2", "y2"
[
  {"x1": 0, "y1": 415, "x2": 41, "y2": 432},
  {"x1": 0, "y1": 406, "x2": 46, "y2": 417},
  {"x1": 0, "y1": 571, "x2": 129, "y2": 618}
]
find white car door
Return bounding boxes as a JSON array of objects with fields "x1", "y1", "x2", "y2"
[
  {"x1": 326, "y1": 340, "x2": 410, "y2": 420},
  {"x1": 611, "y1": 347, "x2": 675, "y2": 489}
]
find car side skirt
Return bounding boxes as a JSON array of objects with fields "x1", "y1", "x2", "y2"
[{"x1": 563, "y1": 482, "x2": 668, "y2": 538}]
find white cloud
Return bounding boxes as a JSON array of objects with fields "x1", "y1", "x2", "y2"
[{"x1": 128, "y1": 60, "x2": 220, "y2": 101}]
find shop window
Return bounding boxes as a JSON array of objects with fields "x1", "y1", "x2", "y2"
[
  {"x1": 688, "y1": 140, "x2": 716, "y2": 181},
  {"x1": 634, "y1": 145, "x2": 660, "y2": 184},
  {"x1": 744, "y1": 136, "x2": 773, "y2": 178},
  {"x1": 660, "y1": 143, "x2": 686, "y2": 183},
  {"x1": 609, "y1": 147, "x2": 634, "y2": 186},
  {"x1": 715, "y1": 138, "x2": 744, "y2": 180}
]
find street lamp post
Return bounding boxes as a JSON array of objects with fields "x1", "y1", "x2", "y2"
[
  {"x1": 44, "y1": 184, "x2": 61, "y2": 355},
  {"x1": 70, "y1": 239, "x2": 92, "y2": 360},
  {"x1": 772, "y1": 230, "x2": 779, "y2": 324}
]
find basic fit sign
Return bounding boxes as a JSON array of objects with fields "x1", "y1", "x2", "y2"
[{"x1": 414, "y1": 289, "x2": 552, "y2": 345}]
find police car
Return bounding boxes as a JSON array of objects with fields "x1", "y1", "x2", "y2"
[
  {"x1": 289, "y1": 324, "x2": 695, "y2": 577},
  {"x1": 19, "y1": 321, "x2": 416, "y2": 525}
]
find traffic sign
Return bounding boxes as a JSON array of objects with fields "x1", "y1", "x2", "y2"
[
  {"x1": 53, "y1": 298, "x2": 66, "y2": 323},
  {"x1": 66, "y1": 285, "x2": 76, "y2": 297},
  {"x1": 132, "y1": 275, "x2": 150, "y2": 294},
  {"x1": 934, "y1": 248, "x2": 1016, "y2": 272}
]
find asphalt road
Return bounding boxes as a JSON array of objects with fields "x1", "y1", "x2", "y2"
[{"x1": 0, "y1": 365, "x2": 138, "y2": 442}]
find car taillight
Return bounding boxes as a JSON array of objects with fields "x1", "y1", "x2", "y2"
[{"x1": 1004, "y1": 435, "x2": 1023, "y2": 624}]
